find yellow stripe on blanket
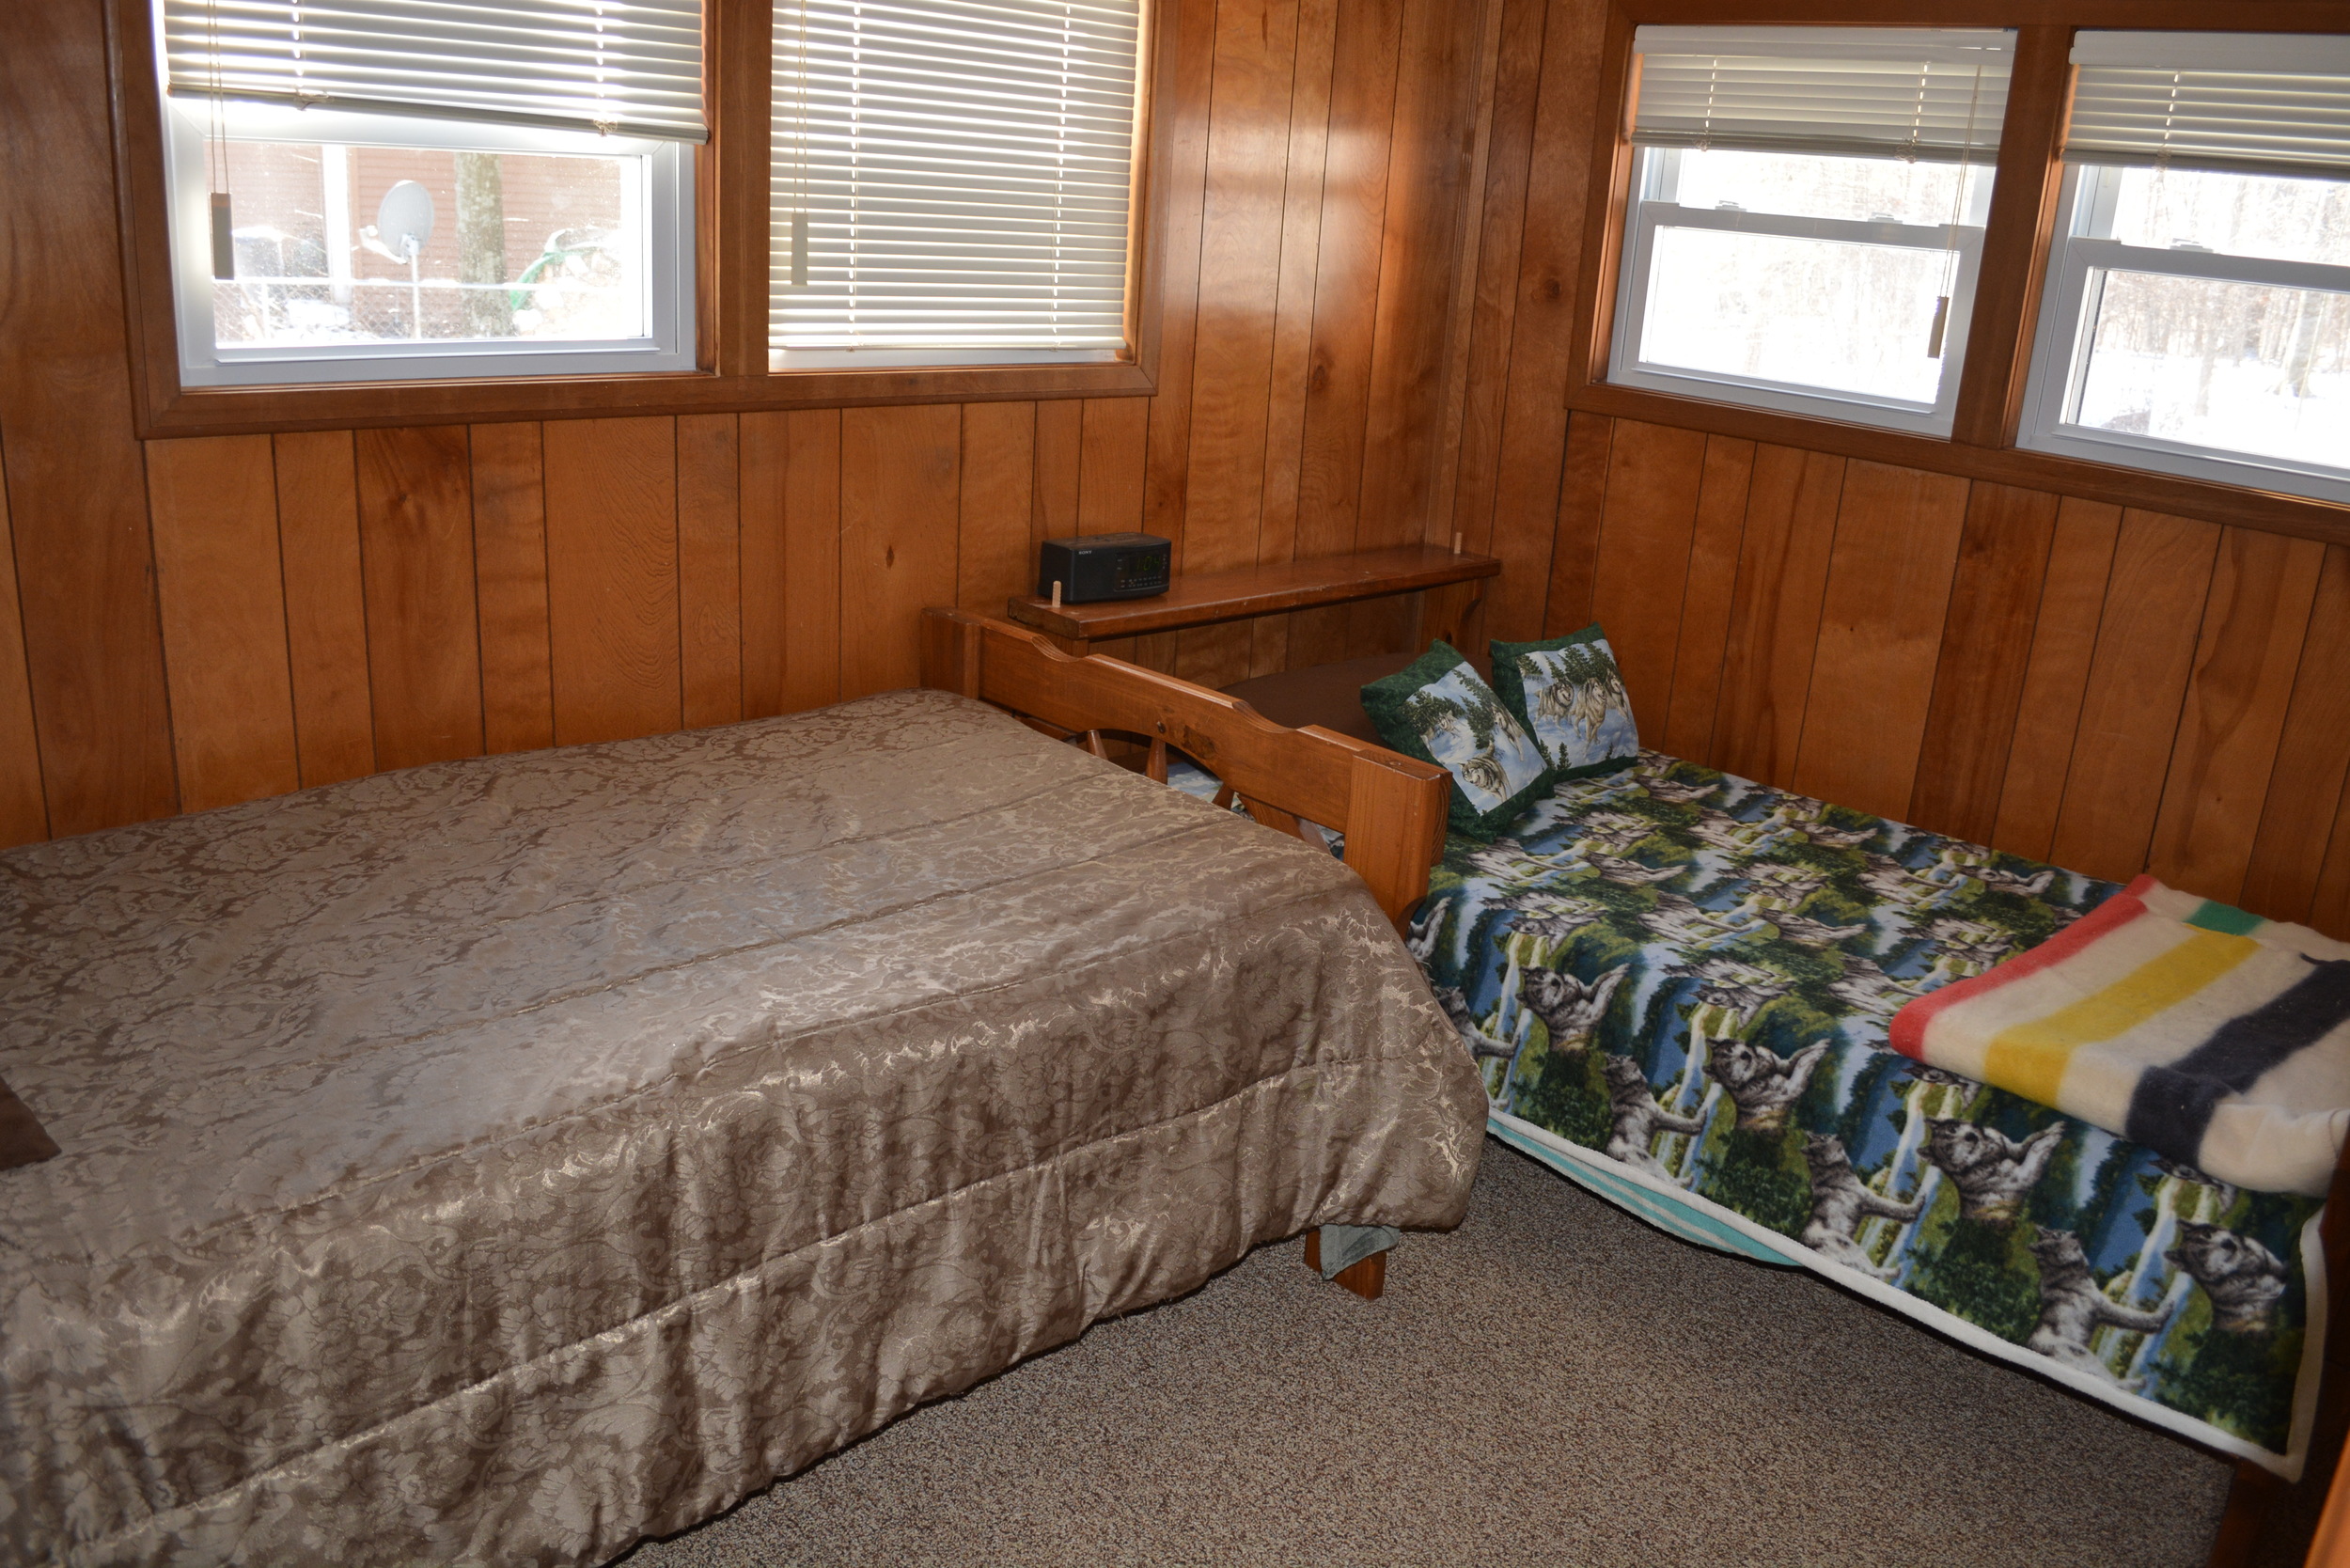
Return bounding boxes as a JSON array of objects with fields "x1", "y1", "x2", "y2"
[{"x1": 1982, "y1": 929, "x2": 2257, "y2": 1107}]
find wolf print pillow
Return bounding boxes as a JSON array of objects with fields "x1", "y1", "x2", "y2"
[
  {"x1": 1360, "y1": 641, "x2": 1553, "y2": 839},
  {"x1": 1489, "y1": 625, "x2": 1638, "y2": 778}
]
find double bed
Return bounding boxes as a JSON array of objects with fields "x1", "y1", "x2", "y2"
[{"x1": 0, "y1": 617, "x2": 1483, "y2": 1567}]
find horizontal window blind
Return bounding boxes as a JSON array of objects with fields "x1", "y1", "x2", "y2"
[
  {"x1": 160, "y1": 0, "x2": 706, "y2": 141},
  {"x1": 770, "y1": 0, "x2": 1139, "y2": 355},
  {"x1": 2066, "y1": 33, "x2": 2350, "y2": 180},
  {"x1": 1631, "y1": 26, "x2": 2013, "y2": 165}
]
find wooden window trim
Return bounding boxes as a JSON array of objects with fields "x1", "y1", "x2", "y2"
[
  {"x1": 106, "y1": 0, "x2": 1172, "y2": 438},
  {"x1": 1565, "y1": 0, "x2": 2350, "y2": 549}
]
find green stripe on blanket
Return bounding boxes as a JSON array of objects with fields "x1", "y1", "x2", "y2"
[{"x1": 1891, "y1": 876, "x2": 2350, "y2": 1196}]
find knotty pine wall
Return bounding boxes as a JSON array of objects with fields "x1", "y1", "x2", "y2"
[
  {"x1": 1442, "y1": 0, "x2": 2350, "y2": 940},
  {"x1": 0, "y1": 0, "x2": 1488, "y2": 849}
]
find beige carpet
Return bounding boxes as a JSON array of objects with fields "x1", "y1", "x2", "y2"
[{"x1": 616, "y1": 1139, "x2": 2246, "y2": 1568}]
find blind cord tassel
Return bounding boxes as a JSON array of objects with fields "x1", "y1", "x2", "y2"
[{"x1": 1927, "y1": 294, "x2": 1950, "y2": 358}]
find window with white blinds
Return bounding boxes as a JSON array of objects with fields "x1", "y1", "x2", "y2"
[
  {"x1": 1630, "y1": 25, "x2": 2013, "y2": 165},
  {"x1": 2064, "y1": 32, "x2": 2350, "y2": 180},
  {"x1": 159, "y1": 0, "x2": 707, "y2": 141},
  {"x1": 769, "y1": 0, "x2": 1141, "y2": 365}
]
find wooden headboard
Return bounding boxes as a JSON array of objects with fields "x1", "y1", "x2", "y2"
[{"x1": 918, "y1": 608, "x2": 1449, "y2": 931}]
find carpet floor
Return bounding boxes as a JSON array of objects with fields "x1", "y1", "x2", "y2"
[{"x1": 616, "y1": 1138, "x2": 2251, "y2": 1568}]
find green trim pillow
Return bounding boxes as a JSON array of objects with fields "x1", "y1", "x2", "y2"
[
  {"x1": 1489, "y1": 624, "x2": 1639, "y2": 779},
  {"x1": 1360, "y1": 642, "x2": 1553, "y2": 839}
]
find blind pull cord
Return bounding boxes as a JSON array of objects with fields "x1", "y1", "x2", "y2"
[
  {"x1": 206, "y1": 0, "x2": 234, "y2": 278},
  {"x1": 1928, "y1": 61, "x2": 1985, "y2": 359}
]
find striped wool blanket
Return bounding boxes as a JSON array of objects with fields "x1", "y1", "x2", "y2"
[{"x1": 1891, "y1": 876, "x2": 2350, "y2": 1196}]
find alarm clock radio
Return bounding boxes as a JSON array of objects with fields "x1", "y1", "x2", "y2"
[{"x1": 1035, "y1": 533, "x2": 1172, "y2": 604}]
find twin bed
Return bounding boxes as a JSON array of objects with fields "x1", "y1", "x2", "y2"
[{"x1": 1, "y1": 608, "x2": 2337, "y2": 1564}]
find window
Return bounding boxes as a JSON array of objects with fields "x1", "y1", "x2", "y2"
[
  {"x1": 156, "y1": 0, "x2": 703, "y2": 385},
  {"x1": 768, "y1": 0, "x2": 1142, "y2": 368},
  {"x1": 1609, "y1": 27, "x2": 2013, "y2": 436},
  {"x1": 2019, "y1": 32, "x2": 2350, "y2": 505}
]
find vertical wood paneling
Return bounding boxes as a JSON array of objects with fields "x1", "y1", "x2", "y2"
[
  {"x1": 1142, "y1": 0, "x2": 1222, "y2": 560},
  {"x1": 957, "y1": 402, "x2": 1038, "y2": 613},
  {"x1": 839, "y1": 404, "x2": 961, "y2": 699},
  {"x1": 739, "y1": 412, "x2": 789, "y2": 719},
  {"x1": 1792, "y1": 461, "x2": 1969, "y2": 822},
  {"x1": 0, "y1": 446, "x2": 49, "y2": 847},
  {"x1": 1182, "y1": 0, "x2": 1299, "y2": 564},
  {"x1": 1480, "y1": 0, "x2": 1605, "y2": 646},
  {"x1": 2147, "y1": 528, "x2": 2327, "y2": 904},
  {"x1": 543, "y1": 416, "x2": 682, "y2": 747},
  {"x1": 1256, "y1": 0, "x2": 1339, "y2": 574},
  {"x1": 1033, "y1": 399, "x2": 1084, "y2": 544},
  {"x1": 2315, "y1": 783, "x2": 2350, "y2": 941},
  {"x1": 272, "y1": 431, "x2": 377, "y2": 788},
  {"x1": 1539, "y1": 410, "x2": 1611, "y2": 637},
  {"x1": 1906, "y1": 482, "x2": 2061, "y2": 843},
  {"x1": 782, "y1": 409, "x2": 843, "y2": 712},
  {"x1": 1657, "y1": 435, "x2": 1751, "y2": 760},
  {"x1": 1357, "y1": 0, "x2": 1480, "y2": 554},
  {"x1": 146, "y1": 436, "x2": 301, "y2": 814},
  {"x1": 469, "y1": 422, "x2": 556, "y2": 755},
  {"x1": 2242, "y1": 545, "x2": 2350, "y2": 925},
  {"x1": 0, "y1": 0, "x2": 180, "y2": 836},
  {"x1": 2045, "y1": 510, "x2": 2221, "y2": 886},
  {"x1": 1077, "y1": 398, "x2": 1150, "y2": 534},
  {"x1": 1291, "y1": 0, "x2": 1402, "y2": 583},
  {"x1": 1708, "y1": 446, "x2": 1843, "y2": 789},
  {"x1": 1588, "y1": 419, "x2": 1706, "y2": 726},
  {"x1": 1992, "y1": 498, "x2": 2123, "y2": 862},
  {"x1": 678, "y1": 413, "x2": 744, "y2": 730},
  {"x1": 356, "y1": 426, "x2": 484, "y2": 770}
]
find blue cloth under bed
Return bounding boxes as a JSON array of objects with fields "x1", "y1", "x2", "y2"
[{"x1": 1413, "y1": 751, "x2": 2326, "y2": 1476}]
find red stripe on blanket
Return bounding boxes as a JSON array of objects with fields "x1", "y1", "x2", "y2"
[{"x1": 1888, "y1": 874, "x2": 2158, "y2": 1059}]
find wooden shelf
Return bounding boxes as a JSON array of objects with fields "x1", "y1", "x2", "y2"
[{"x1": 1006, "y1": 543, "x2": 1500, "y2": 646}]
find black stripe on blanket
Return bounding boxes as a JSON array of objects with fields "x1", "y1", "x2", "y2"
[{"x1": 2124, "y1": 957, "x2": 2350, "y2": 1171}]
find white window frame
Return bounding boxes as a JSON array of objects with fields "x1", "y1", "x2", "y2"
[
  {"x1": 2017, "y1": 165, "x2": 2350, "y2": 507},
  {"x1": 1607, "y1": 147, "x2": 1988, "y2": 438},
  {"x1": 161, "y1": 100, "x2": 697, "y2": 387}
]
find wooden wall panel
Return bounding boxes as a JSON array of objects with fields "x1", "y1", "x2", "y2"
[
  {"x1": 2241, "y1": 545, "x2": 2350, "y2": 926},
  {"x1": 1709, "y1": 446, "x2": 1843, "y2": 790},
  {"x1": 146, "y1": 436, "x2": 301, "y2": 814},
  {"x1": 543, "y1": 416, "x2": 682, "y2": 747},
  {"x1": 956, "y1": 402, "x2": 1038, "y2": 613},
  {"x1": 273, "y1": 431, "x2": 377, "y2": 788},
  {"x1": 2043, "y1": 510, "x2": 2220, "y2": 886},
  {"x1": 356, "y1": 426, "x2": 485, "y2": 771},
  {"x1": 738, "y1": 411, "x2": 790, "y2": 720},
  {"x1": 0, "y1": 0, "x2": 179, "y2": 837},
  {"x1": 838, "y1": 404, "x2": 960, "y2": 700},
  {"x1": 2147, "y1": 528, "x2": 2327, "y2": 905},
  {"x1": 1588, "y1": 419, "x2": 1705, "y2": 727},
  {"x1": 781, "y1": 409, "x2": 844, "y2": 712},
  {"x1": 469, "y1": 422, "x2": 556, "y2": 755},
  {"x1": 0, "y1": 446, "x2": 49, "y2": 848},
  {"x1": 677, "y1": 413, "x2": 744, "y2": 730},
  {"x1": 1656, "y1": 435, "x2": 1751, "y2": 760},
  {"x1": 1792, "y1": 461, "x2": 1968, "y2": 823},
  {"x1": 1991, "y1": 498, "x2": 2122, "y2": 862},
  {"x1": 1906, "y1": 483, "x2": 2060, "y2": 844},
  {"x1": 1541, "y1": 410, "x2": 1611, "y2": 638}
]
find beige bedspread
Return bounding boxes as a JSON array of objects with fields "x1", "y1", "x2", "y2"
[{"x1": 0, "y1": 688, "x2": 1481, "y2": 1567}]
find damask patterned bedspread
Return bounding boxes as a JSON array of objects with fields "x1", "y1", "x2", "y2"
[
  {"x1": 1416, "y1": 751, "x2": 2326, "y2": 1476},
  {"x1": 0, "y1": 688, "x2": 1482, "y2": 1567}
]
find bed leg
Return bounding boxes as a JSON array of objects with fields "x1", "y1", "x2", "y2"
[
  {"x1": 2207, "y1": 1460, "x2": 2276, "y2": 1568},
  {"x1": 1302, "y1": 1229, "x2": 1387, "y2": 1302}
]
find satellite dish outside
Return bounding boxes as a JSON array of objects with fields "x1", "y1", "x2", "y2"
[{"x1": 375, "y1": 180, "x2": 435, "y2": 259}]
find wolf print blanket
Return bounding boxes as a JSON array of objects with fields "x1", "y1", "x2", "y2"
[
  {"x1": 1893, "y1": 874, "x2": 2350, "y2": 1198},
  {"x1": 1414, "y1": 752, "x2": 2326, "y2": 1474}
]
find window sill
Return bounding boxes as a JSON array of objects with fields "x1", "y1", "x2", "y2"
[
  {"x1": 1565, "y1": 378, "x2": 2350, "y2": 549},
  {"x1": 132, "y1": 358, "x2": 1158, "y2": 440}
]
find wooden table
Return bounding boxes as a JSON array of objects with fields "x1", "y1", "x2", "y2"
[{"x1": 1004, "y1": 543, "x2": 1501, "y2": 657}]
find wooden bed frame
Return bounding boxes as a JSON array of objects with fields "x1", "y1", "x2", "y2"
[
  {"x1": 920, "y1": 608, "x2": 1451, "y2": 932},
  {"x1": 921, "y1": 607, "x2": 1451, "y2": 1305},
  {"x1": 924, "y1": 605, "x2": 2349, "y2": 1563}
]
